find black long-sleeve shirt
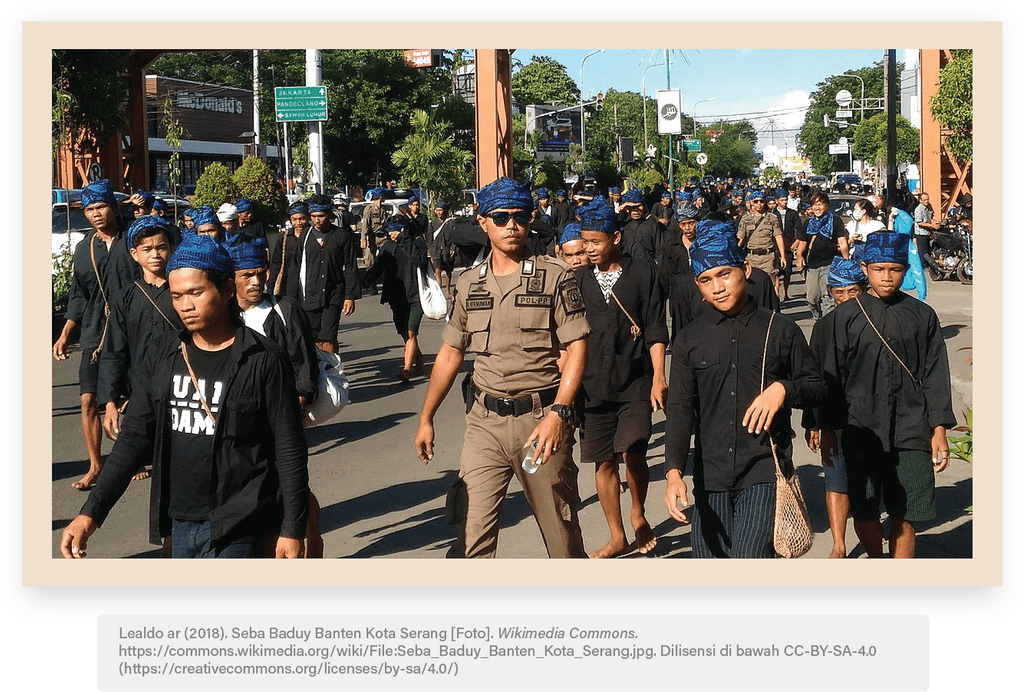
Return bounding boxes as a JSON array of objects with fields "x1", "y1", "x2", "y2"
[
  {"x1": 665, "y1": 299, "x2": 827, "y2": 491},
  {"x1": 98, "y1": 279, "x2": 183, "y2": 408},
  {"x1": 819, "y1": 291, "x2": 956, "y2": 451},
  {"x1": 577, "y1": 256, "x2": 668, "y2": 405},
  {"x1": 64, "y1": 231, "x2": 138, "y2": 349}
]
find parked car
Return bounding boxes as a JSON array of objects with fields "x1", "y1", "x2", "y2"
[
  {"x1": 827, "y1": 194, "x2": 867, "y2": 223},
  {"x1": 831, "y1": 173, "x2": 863, "y2": 195},
  {"x1": 52, "y1": 192, "x2": 133, "y2": 271}
]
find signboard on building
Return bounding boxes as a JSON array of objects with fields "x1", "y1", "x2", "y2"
[
  {"x1": 525, "y1": 104, "x2": 582, "y2": 161},
  {"x1": 274, "y1": 86, "x2": 328, "y2": 122},
  {"x1": 403, "y1": 49, "x2": 440, "y2": 68},
  {"x1": 656, "y1": 89, "x2": 683, "y2": 135}
]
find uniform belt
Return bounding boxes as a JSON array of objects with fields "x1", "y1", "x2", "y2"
[
  {"x1": 749, "y1": 248, "x2": 774, "y2": 255},
  {"x1": 472, "y1": 383, "x2": 559, "y2": 417}
]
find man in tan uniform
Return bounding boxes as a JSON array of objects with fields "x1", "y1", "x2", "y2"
[
  {"x1": 415, "y1": 177, "x2": 590, "y2": 558},
  {"x1": 736, "y1": 188, "x2": 786, "y2": 295}
]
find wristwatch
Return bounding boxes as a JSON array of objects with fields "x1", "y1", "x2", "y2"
[{"x1": 550, "y1": 404, "x2": 579, "y2": 426}]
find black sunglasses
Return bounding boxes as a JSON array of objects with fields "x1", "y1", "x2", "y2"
[{"x1": 485, "y1": 210, "x2": 532, "y2": 227}]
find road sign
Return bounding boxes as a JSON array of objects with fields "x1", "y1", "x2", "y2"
[
  {"x1": 696, "y1": 153, "x2": 708, "y2": 166},
  {"x1": 829, "y1": 143, "x2": 850, "y2": 155},
  {"x1": 836, "y1": 109, "x2": 854, "y2": 119},
  {"x1": 275, "y1": 86, "x2": 328, "y2": 122},
  {"x1": 684, "y1": 139, "x2": 702, "y2": 152}
]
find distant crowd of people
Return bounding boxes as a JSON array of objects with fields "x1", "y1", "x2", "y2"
[{"x1": 56, "y1": 173, "x2": 958, "y2": 560}]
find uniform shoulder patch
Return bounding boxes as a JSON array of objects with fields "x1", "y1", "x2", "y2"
[{"x1": 558, "y1": 276, "x2": 586, "y2": 315}]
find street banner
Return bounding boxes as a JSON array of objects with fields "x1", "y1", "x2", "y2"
[{"x1": 657, "y1": 89, "x2": 682, "y2": 135}]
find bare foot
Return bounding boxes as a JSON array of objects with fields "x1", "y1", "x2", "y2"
[
  {"x1": 632, "y1": 518, "x2": 658, "y2": 555},
  {"x1": 71, "y1": 471, "x2": 100, "y2": 490},
  {"x1": 588, "y1": 538, "x2": 629, "y2": 559},
  {"x1": 132, "y1": 467, "x2": 151, "y2": 482}
]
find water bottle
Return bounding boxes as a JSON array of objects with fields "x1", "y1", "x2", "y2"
[{"x1": 521, "y1": 441, "x2": 541, "y2": 474}]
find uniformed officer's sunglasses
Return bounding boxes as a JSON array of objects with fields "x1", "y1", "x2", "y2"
[{"x1": 485, "y1": 210, "x2": 532, "y2": 227}]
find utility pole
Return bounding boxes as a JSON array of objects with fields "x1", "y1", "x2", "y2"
[
  {"x1": 252, "y1": 50, "x2": 260, "y2": 157},
  {"x1": 306, "y1": 49, "x2": 323, "y2": 194},
  {"x1": 885, "y1": 49, "x2": 898, "y2": 199}
]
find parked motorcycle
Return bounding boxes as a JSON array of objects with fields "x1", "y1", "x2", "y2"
[{"x1": 924, "y1": 221, "x2": 972, "y2": 284}]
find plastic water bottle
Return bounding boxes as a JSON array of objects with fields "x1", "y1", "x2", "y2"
[{"x1": 521, "y1": 441, "x2": 541, "y2": 474}]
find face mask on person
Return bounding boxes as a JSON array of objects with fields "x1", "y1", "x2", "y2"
[{"x1": 852, "y1": 209, "x2": 865, "y2": 221}]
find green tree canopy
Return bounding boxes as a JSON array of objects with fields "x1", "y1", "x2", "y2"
[
  {"x1": 798, "y1": 61, "x2": 898, "y2": 176},
  {"x1": 701, "y1": 121, "x2": 759, "y2": 178},
  {"x1": 391, "y1": 109, "x2": 474, "y2": 213},
  {"x1": 929, "y1": 49, "x2": 972, "y2": 164},
  {"x1": 193, "y1": 162, "x2": 239, "y2": 210},
  {"x1": 232, "y1": 157, "x2": 287, "y2": 228},
  {"x1": 52, "y1": 50, "x2": 129, "y2": 150},
  {"x1": 851, "y1": 112, "x2": 919, "y2": 167},
  {"x1": 511, "y1": 56, "x2": 580, "y2": 107}
]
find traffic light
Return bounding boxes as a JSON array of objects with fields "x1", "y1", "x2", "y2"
[{"x1": 596, "y1": 93, "x2": 604, "y2": 111}]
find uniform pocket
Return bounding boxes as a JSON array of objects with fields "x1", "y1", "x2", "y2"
[
  {"x1": 464, "y1": 310, "x2": 492, "y2": 353},
  {"x1": 518, "y1": 308, "x2": 553, "y2": 350}
]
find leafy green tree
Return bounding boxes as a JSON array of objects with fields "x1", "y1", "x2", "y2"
[
  {"x1": 193, "y1": 162, "x2": 239, "y2": 210},
  {"x1": 929, "y1": 49, "x2": 972, "y2": 164},
  {"x1": 582, "y1": 89, "x2": 684, "y2": 177},
  {"x1": 851, "y1": 112, "x2": 919, "y2": 168},
  {"x1": 701, "y1": 121, "x2": 759, "y2": 178},
  {"x1": 391, "y1": 109, "x2": 474, "y2": 212},
  {"x1": 511, "y1": 56, "x2": 580, "y2": 107},
  {"x1": 52, "y1": 50, "x2": 129, "y2": 151},
  {"x1": 798, "y1": 62, "x2": 897, "y2": 176},
  {"x1": 233, "y1": 157, "x2": 287, "y2": 228}
]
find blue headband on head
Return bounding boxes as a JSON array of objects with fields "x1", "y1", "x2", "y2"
[
  {"x1": 81, "y1": 179, "x2": 117, "y2": 208},
  {"x1": 556, "y1": 189, "x2": 566, "y2": 197},
  {"x1": 126, "y1": 215, "x2": 170, "y2": 247},
  {"x1": 860, "y1": 231, "x2": 909, "y2": 266},
  {"x1": 434, "y1": 200, "x2": 449, "y2": 209},
  {"x1": 827, "y1": 256, "x2": 868, "y2": 287},
  {"x1": 288, "y1": 202, "x2": 309, "y2": 216},
  {"x1": 307, "y1": 200, "x2": 333, "y2": 213},
  {"x1": 182, "y1": 208, "x2": 196, "y2": 219},
  {"x1": 535, "y1": 187, "x2": 549, "y2": 200},
  {"x1": 775, "y1": 189, "x2": 788, "y2": 199},
  {"x1": 167, "y1": 234, "x2": 234, "y2": 274},
  {"x1": 135, "y1": 190, "x2": 156, "y2": 206},
  {"x1": 191, "y1": 206, "x2": 219, "y2": 229},
  {"x1": 559, "y1": 223, "x2": 583, "y2": 245},
  {"x1": 608, "y1": 186, "x2": 621, "y2": 194},
  {"x1": 746, "y1": 189, "x2": 765, "y2": 201},
  {"x1": 689, "y1": 231, "x2": 747, "y2": 277},
  {"x1": 477, "y1": 177, "x2": 535, "y2": 215},
  {"x1": 578, "y1": 198, "x2": 616, "y2": 233},
  {"x1": 366, "y1": 187, "x2": 386, "y2": 201},
  {"x1": 234, "y1": 198, "x2": 253, "y2": 212},
  {"x1": 151, "y1": 198, "x2": 168, "y2": 213},
  {"x1": 677, "y1": 191, "x2": 693, "y2": 202},
  {"x1": 227, "y1": 235, "x2": 269, "y2": 270},
  {"x1": 621, "y1": 189, "x2": 644, "y2": 204},
  {"x1": 675, "y1": 202, "x2": 699, "y2": 220},
  {"x1": 384, "y1": 216, "x2": 410, "y2": 234},
  {"x1": 696, "y1": 219, "x2": 737, "y2": 239}
]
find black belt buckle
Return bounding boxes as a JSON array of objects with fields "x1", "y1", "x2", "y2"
[{"x1": 493, "y1": 397, "x2": 516, "y2": 416}]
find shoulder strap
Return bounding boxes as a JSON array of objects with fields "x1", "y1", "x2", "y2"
[
  {"x1": 608, "y1": 287, "x2": 642, "y2": 342},
  {"x1": 88, "y1": 234, "x2": 113, "y2": 363},
  {"x1": 179, "y1": 342, "x2": 216, "y2": 425},
  {"x1": 759, "y1": 311, "x2": 784, "y2": 473},
  {"x1": 853, "y1": 296, "x2": 921, "y2": 387},
  {"x1": 133, "y1": 281, "x2": 180, "y2": 330}
]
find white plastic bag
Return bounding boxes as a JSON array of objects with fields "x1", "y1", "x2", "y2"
[
  {"x1": 304, "y1": 349, "x2": 349, "y2": 427},
  {"x1": 417, "y1": 266, "x2": 447, "y2": 320}
]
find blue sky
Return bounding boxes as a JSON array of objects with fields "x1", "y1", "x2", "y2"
[{"x1": 510, "y1": 49, "x2": 902, "y2": 154}]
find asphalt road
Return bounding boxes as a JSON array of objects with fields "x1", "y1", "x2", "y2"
[{"x1": 50, "y1": 272, "x2": 974, "y2": 560}]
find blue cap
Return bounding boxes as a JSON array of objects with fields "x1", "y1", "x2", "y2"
[
  {"x1": 126, "y1": 215, "x2": 171, "y2": 248},
  {"x1": 689, "y1": 230, "x2": 747, "y2": 277},
  {"x1": 167, "y1": 234, "x2": 234, "y2": 275},
  {"x1": 227, "y1": 235, "x2": 270, "y2": 270},
  {"x1": 191, "y1": 206, "x2": 219, "y2": 229},
  {"x1": 577, "y1": 198, "x2": 616, "y2": 233},
  {"x1": 860, "y1": 231, "x2": 909, "y2": 266},
  {"x1": 559, "y1": 223, "x2": 583, "y2": 245},
  {"x1": 81, "y1": 179, "x2": 117, "y2": 208},
  {"x1": 827, "y1": 257, "x2": 868, "y2": 287},
  {"x1": 621, "y1": 189, "x2": 644, "y2": 205},
  {"x1": 477, "y1": 177, "x2": 534, "y2": 215}
]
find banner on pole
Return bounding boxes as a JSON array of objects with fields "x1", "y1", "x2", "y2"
[{"x1": 657, "y1": 89, "x2": 682, "y2": 135}]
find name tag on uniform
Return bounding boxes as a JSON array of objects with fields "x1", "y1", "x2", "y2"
[
  {"x1": 514, "y1": 294, "x2": 553, "y2": 308},
  {"x1": 466, "y1": 297, "x2": 494, "y2": 311}
]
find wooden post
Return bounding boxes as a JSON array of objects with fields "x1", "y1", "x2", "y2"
[{"x1": 474, "y1": 49, "x2": 513, "y2": 189}]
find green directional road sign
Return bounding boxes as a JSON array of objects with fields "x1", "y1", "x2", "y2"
[
  {"x1": 275, "y1": 86, "x2": 328, "y2": 122},
  {"x1": 684, "y1": 139, "x2": 702, "y2": 152}
]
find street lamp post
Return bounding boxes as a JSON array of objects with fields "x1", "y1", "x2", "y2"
[
  {"x1": 692, "y1": 98, "x2": 715, "y2": 137},
  {"x1": 580, "y1": 49, "x2": 604, "y2": 155}
]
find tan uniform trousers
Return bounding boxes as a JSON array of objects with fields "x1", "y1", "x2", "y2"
[
  {"x1": 745, "y1": 248, "x2": 779, "y2": 276},
  {"x1": 448, "y1": 400, "x2": 586, "y2": 558}
]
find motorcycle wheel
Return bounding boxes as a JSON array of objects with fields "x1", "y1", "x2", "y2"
[
  {"x1": 927, "y1": 264, "x2": 946, "y2": 281},
  {"x1": 957, "y1": 259, "x2": 973, "y2": 285}
]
